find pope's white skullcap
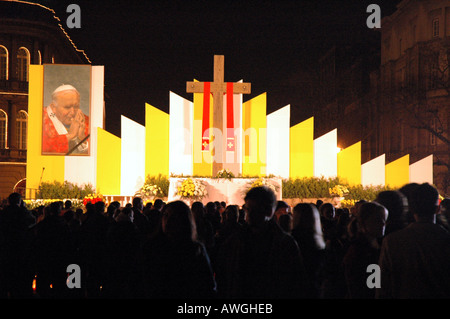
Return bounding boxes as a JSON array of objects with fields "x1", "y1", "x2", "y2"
[{"x1": 52, "y1": 84, "x2": 79, "y2": 96}]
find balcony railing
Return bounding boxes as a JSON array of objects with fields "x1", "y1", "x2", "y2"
[
  {"x1": 0, "y1": 80, "x2": 28, "y2": 93},
  {"x1": 0, "y1": 148, "x2": 27, "y2": 161}
]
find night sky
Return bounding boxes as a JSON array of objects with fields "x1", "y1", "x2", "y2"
[{"x1": 41, "y1": 0, "x2": 400, "y2": 137}]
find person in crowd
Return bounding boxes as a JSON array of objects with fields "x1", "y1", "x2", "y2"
[
  {"x1": 320, "y1": 203, "x2": 351, "y2": 299},
  {"x1": 398, "y1": 182, "x2": 420, "y2": 225},
  {"x1": 191, "y1": 201, "x2": 215, "y2": 257},
  {"x1": 319, "y1": 203, "x2": 337, "y2": 243},
  {"x1": 141, "y1": 201, "x2": 217, "y2": 299},
  {"x1": 105, "y1": 201, "x2": 120, "y2": 224},
  {"x1": 376, "y1": 183, "x2": 450, "y2": 298},
  {"x1": 62, "y1": 200, "x2": 74, "y2": 217},
  {"x1": 153, "y1": 199, "x2": 165, "y2": 212},
  {"x1": 278, "y1": 213, "x2": 293, "y2": 234},
  {"x1": 272, "y1": 200, "x2": 290, "y2": 224},
  {"x1": 132, "y1": 197, "x2": 150, "y2": 239},
  {"x1": 205, "y1": 201, "x2": 221, "y2": 235},
  {"x1": 215, "y1": 186, "x2": 307, "y2": 299},
  {"x1": 291, "y1": 203, "x2": 326, "y2": 298},
  {"x1": 32, "y1": 201, "x2": 75, "y2": 299},
  {"x1": 0, "y1": 193, "x2": 35, "y2": 298},
  {"x1": 437, "y1": 198, "x2": 450, "y2": 231},
  {"x1": 335, "y1": 208, "x2": 351, "y2": 245},
  {"x1": 215, "y1": 204, "x2": 242, "y2": 247},
  {"x1": 102, "y1": 206, "x2": 141, "y2": 298},
  {"x1": 78, "y1": 201, "x2": 109, "y2": 298},
  {"x1": 315, "y1": 199, "x2": 324, "y2": 211},
  {"x1": 374, "y1": 190, "x2": 408, "y2": 236},
  {"x1": 342, "y1": 202, "x2": 388, "y2": 299}
]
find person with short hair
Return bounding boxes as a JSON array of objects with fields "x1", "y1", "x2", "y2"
[
  {"x1": 215, "y1": 186, "x2": 307, "y2": 299},
  {"x1": 376, "y1": 183, "x2": 450, "y2": 298}
]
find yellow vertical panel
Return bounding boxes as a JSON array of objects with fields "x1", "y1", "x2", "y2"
[
  {"x1": 26, "y1": 65, "x2": 65, "y2": 198},
  {"x1": 96, "y1": 128, "x2": 121, "y2": 195},
  {"x1": 145, "y1": 103, "x2": 169, "y2": 177},
  {"x1": 290, "y1": 117, "x2": 314, "y2": 178},
  {"x1": 385, "y1": 154, "x2": 410, "y2": 188},
  {"x1": 192, "y1": 80, "x2": 213, "y2": 176},
  {"x1": 242, "y1": 93, "x2": 266, "y2": 176},
  {"x1": 337, "y1": 141, "x2": 361, "y2": 185}
]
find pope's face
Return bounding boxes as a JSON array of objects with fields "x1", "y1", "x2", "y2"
[{"x1": 50, "y1": 90, "x2": 80, "y2": 126}]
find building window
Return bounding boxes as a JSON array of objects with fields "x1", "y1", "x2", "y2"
[
  {"x1": 16, "y1": 47, "x2": 30, "y2": 82},
  {"x1": 16, "y1": 110, "x2": 27, "y2": 150},
  {"x1": 432, "y1": 18, "x2": 439, "y2": 37},
  {"x1": 0, "y1": 110, "x2": 7, "y2": 149},
  {"x1": 37, "y1": 50, "x2": 42, "y2": 65},
  {"x1": 0, "y1": 46, "x2": 8, "y2": 80}
]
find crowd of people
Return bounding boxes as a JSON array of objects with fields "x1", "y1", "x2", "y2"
[{"x1": 0, "y1": 182, "x2": 449, "y2": 299}]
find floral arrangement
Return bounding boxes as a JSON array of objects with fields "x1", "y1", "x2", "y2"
[
  {"x1": 215, "y1": 168, "x2": 235, "y2": 180},
  {"x1": 340, "y1": 199, "x2": 357, "y2": 209},
  {"x1": 176, "y1": 178, "x2": 208, "y2": 201},
  {"x1": 242, "y1": 177, "x2": 280, "y2": 197},
  {"x1": 24, "y1": 198, "x2": 85, "y2": 210},
  {"x1": 328, "y1": 185, "x2": 349, "y2": 198},
  {"x1": 135, "y1": 183, "x2": 164, "y2": 201},
  {"x1": 82, "y1": 193, "x2": 103, "y2": 206}
]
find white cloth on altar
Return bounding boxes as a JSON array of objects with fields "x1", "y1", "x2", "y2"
[{"x1": 168, "y1": 177, "x2": 282, "y2": 206}]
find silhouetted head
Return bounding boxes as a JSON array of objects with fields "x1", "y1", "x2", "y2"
[
  {"x1": 293, "y1": 203, "x2": 325, "y2": 249},
  {"x1": 153, "y1": 199, "x2": 164, "y2": 211},
  {"x1": 357, "y1": 202, "x2": 388, "y2": 239},
  {"x1": 162, "y1": 200, "x2": 197, "y2": 242},
  {"x1": 244, "y1": 186, "x2": 276, "y2": 226},
  {"x1": 399, "y1": 183, "x2": 420, "y2": 223},
  {"x1": 223, "y1": 205, "x2": 239, "y2": 224},
  {"x1": 132, "y1": 197, "x2": 143, "y2": 210},
  {"x1": 409, "y1": 183, "x2": 439, "y2": 220},
  {"x1": 316, "y1": 199, "x2": 323, "y2": 210},
  {"x1": 273, "y1": 200, "x2": 290, "y2": 222},
  {"x1": 47, "y1": 201, "x2": 62, "y2": 217},
  {"x1": 8, "y1": 192, "x2": 22, "y2": 206},
  {"x1": 64, "y1": 200, "x2": 72, "y2": 209},
  {"x1": 320, "y1": 203, "x2": 335, "y2": 220},
  {"x1": 191, "y1": 201, "x2": 205, "y2": 222},
  {"x1": 205, "y1": 202, "x2": 217, "y2": 214},
  {"x1": 94, "y1": 201, "x2": 105, "y2": 214},
  {"x1": 375, "y1": 190, "x2": 407, "y2": 231},
  {"x1": 106, "y1": 203, "x2": 119, "y2": 217}
]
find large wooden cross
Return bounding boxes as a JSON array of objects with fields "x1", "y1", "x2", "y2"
[{"x1": 187, "y1": 55, "x2": 251, "y2": 175}]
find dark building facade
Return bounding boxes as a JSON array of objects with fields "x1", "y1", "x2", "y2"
[
  {"x1": 316, "y1": 0, "x2": 449, "y2": 196},
  {"x1": 377, "y1": 0, "x2": 449, "y2": 196},
  {"x1": 0, "y1": 0, "x2": 90, "y2": 200}
]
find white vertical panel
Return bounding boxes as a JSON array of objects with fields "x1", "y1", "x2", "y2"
[
  {"x1": 120, "y1": 115, "x2": 146, "y2": 196},
  {"x1": 361, "y1": 154, "x2": 386, "y2": 187},
  {"x1": 64, "y1": 65, "x2": 104, "y2": 189},
  {"x1": 266, "y1": 105, "x2": 290, "y2": 178},
  {"x1": 169, "y1": 91, "x2": 193, "y2": 176},
  {"x1": 314, "y1": 129, "x2": 337, "y2": 178},
  {"x1": 409, "y1": 154, "x2": 433, "y2": 185}
]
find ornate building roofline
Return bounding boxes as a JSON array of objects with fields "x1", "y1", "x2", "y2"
[{"x1": 0, "y1": 0, "x2": 91, "y2": 63}]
